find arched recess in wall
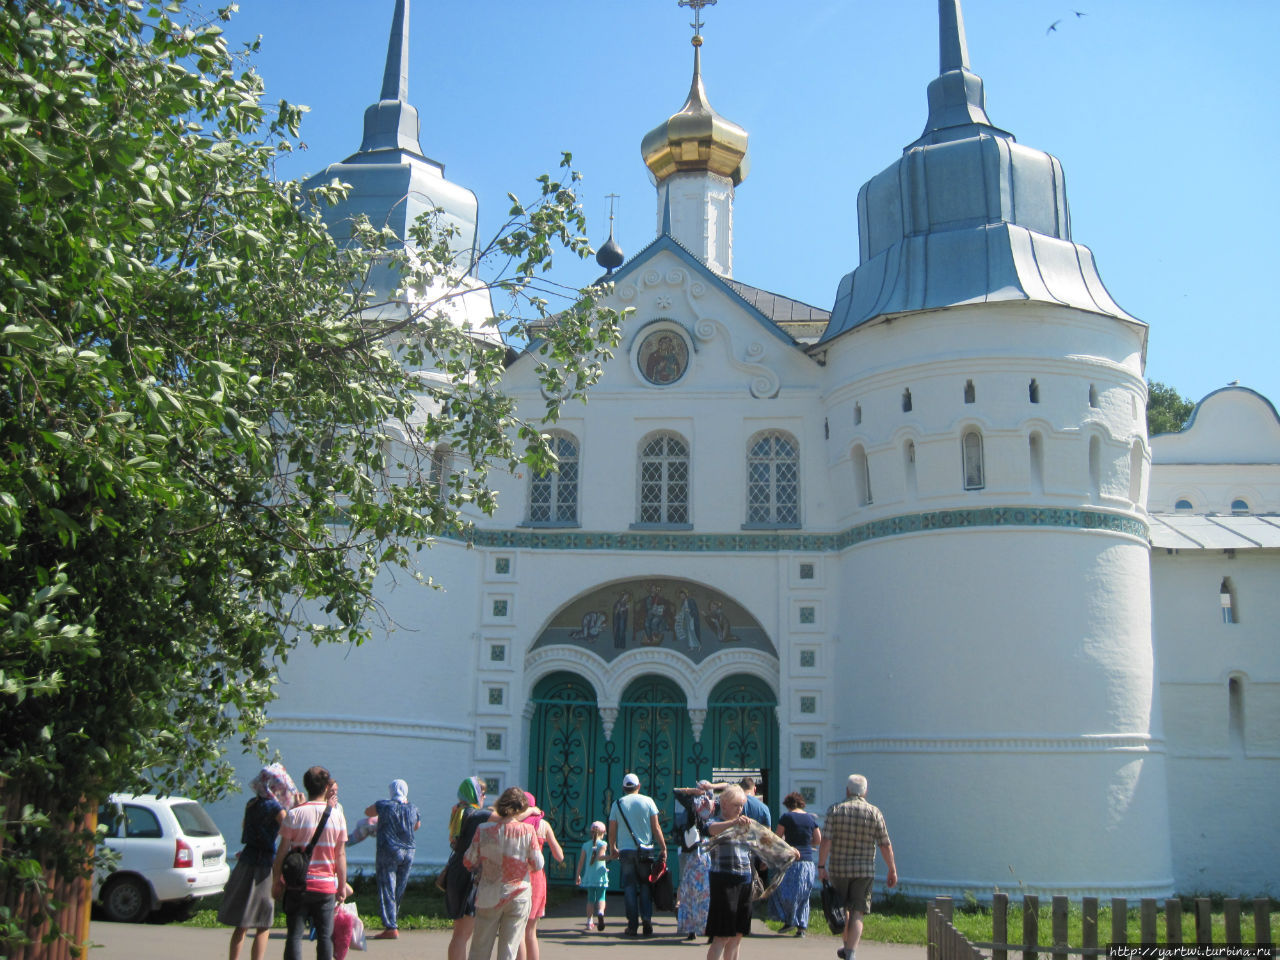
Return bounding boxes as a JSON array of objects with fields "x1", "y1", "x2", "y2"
[
  {"x1": 852, "y1": 444, "x2": 872, "y2": 506},
  {"x1": 1088, "y1": 434, "x2": 1102, "y2": 503},
  {"x1": 1029, "y1": 431, "x2": 1045, "y2": 496},
  {"x1": 1128, "y1": 439, "x2": 1145, "y2": 506},
  {"x1": 1228, "y1": 673, "x2": 1246, "y2": 755}
]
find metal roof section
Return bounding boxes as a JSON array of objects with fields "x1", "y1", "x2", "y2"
[
  {"x1": 724, "y1": 280, "x2": 831, "y2": 344},
  {"x1": 819, "y1": 0, "x2": 1140, "y2": 344},
  {"x1": 1149, "y1": 514, "x2": 1280, "y2": 551},
  {"x1": 302, "y1": 0, "x2": 482, "y2": 305}
]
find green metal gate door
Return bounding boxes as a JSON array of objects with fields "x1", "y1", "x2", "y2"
[
  {"x1": 527, "y1": 672, "x2": 604, "y2": 886},
  {"x1": 707, "y1": 675, "x2": 779, "y2": 809}
]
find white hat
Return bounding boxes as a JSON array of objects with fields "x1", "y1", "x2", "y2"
[{"x1": 622, "y1": 773, "x2": 640, "y2": 788}]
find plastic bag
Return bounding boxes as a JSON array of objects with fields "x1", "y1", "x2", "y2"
[{"x1": 333, "y1": 901, "x2": 366, "y2": 958}]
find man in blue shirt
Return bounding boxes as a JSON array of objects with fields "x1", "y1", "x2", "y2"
[
  {"x1": 607, "y1": 772, "x2": 668, "y2": 937},
  {"x1": 740, "y1": 777, "x2": 771, "y2": 828}
]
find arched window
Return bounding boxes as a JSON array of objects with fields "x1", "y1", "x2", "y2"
[
  {"x1": 853, "y1": 402, "x2": 862, "y2": 426},
  {"x1": 1029, "y1": 432, "x2": 1044, "y2": 495},
  {"x1": 852, "y1": 445, "x2": 872, "y2": 506},
  {"x1": 964, "y1": 380, "x2": 976, "y2": 404},
  {"x1": 428, "y1": 443, "x2": 453, "y2": 491},
  {"x1": 1175, "y1": 498, "x2": 1193, "y2": 512},
  {"x1": 902, "y1": 389, "x2": 913, "y2": 413},
  {"x1": 746, "y1": 431, "x2": 800, "y2": 526},
  {"x1": 1029, "y1": 379, "x2": 1040, "y2": 404},
  {"x1": 1220, "y1": 577, "x2": 1238, "y2": 624},
  {"x1": 1231, "y1": 499, "x2": 1249, "y2": 515},
  {"x1": 638, "y1": 432, "x2": 690, "y2": 525},
  {"x1": 528, "y1": 433, "x2": 579, "y2": 525},
  {"x1": 1088, "y1": 384, "x2": 1099, "y2": 408},
  {"x1": 962, "y1": 430, "x2": 984, "y2": 490},
  {"x1": 904, "y1": 440, "x2": 917, "y2": 500}
]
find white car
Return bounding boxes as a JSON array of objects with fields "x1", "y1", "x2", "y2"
[{"x1": 94, "y1": 794, "x2": 230, "y2": 923}]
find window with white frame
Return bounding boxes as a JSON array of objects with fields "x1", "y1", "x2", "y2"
[
  {"x1": 528, "y1": 432, "x2": 579, "y2": 524},
  {"x1": 746, "y1": 431, "x2": 799, "y2": 525},
  {"x1": 428, "y1": 443, "x2": 453, "y2": 490},
  {"x1": 852, "y1": 444, "x2": 872, "y2": 506},
  {"x1": 638, "y1": 432, "x2": 689, "y2": 525},
  {"x1": 962, "y1": 430, "x2": 985, "y2": 490}
]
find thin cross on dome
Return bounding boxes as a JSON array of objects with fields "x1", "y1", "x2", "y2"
[{"x1": 678, "y1": 0, "x2": 717, "y2": 39}]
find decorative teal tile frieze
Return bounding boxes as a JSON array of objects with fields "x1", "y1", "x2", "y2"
[{"x1": 452, "y1": 506, "x2": 1148, "y2": 553}]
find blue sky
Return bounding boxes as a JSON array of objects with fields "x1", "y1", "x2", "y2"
[{"x1": 220, "y1": 1, "x2": 1279, "y2": 409}]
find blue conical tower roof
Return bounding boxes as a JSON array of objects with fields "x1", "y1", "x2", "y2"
[
  {"x1": 303, "y1": 0, "x2": 480, "y2": 305},
  {"x1": 820, "y1": 0, "x2": 1138, "y2": 343}
]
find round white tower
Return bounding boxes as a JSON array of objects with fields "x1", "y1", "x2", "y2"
[{"x1": 817, "y1": 0, "x2": 1173, "y2": 898}]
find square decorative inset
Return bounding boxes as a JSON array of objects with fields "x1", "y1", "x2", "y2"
[
  {"x1": 494, "y1": 557, "x2": 511, "y2": 575},
  {"x1": 799, "y1": 696, "x2": 817, "y2": 714},
  {"x1": 799, "y1": 650, "x2": 816, "y2": 669},
  {"x1": 485, "y1": 732, "x2": 503, "y2": 751},
  {"x1": 484, "y1": 777, "x2": 500, "y2": 795},
  {"x1": 800, "y1": 740, "x2": 817, "y2": 759},
  {"x1": 800, "y1": 786, "x2": 817, "y2": 805},
  {"x1": 799, "y1": 606, "x2": 816, "y2": 625},
  {"x1": 492, "y1": 599, "x2": 508, "y2": 618},
  {"x1": 490, "y1": 644, "x2": 506, "y2": 662},
  {"x1": 799, "y1": 562, "x2": 815, "y2": 580},
  {"x1": 488, "y1": 687, "x2": 504, "y2": 706}
]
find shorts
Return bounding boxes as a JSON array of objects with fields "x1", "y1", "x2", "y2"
[
  {"x1": 706, "y1": 871, "x2": 753, "y2": 938},
  {"x1": 829, "y1": 875, "x2": 874, "y2": 915},
  {"x1": 586, "y1": 884, "x2": 607, "y2": 903}
]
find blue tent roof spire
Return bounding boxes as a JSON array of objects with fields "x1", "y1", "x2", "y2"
[
  {"x1": 380, "y1": 0, "x2": 410, "y2": 102},
  {"x1": 917, "y1": 0, "x2": 1001, "y2": 145},
  {"x1": 358, "y1": 0, "x2": 423, "y2": 155}
]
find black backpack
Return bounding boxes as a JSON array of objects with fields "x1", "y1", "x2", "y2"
[{"x1": 281, "y1": 805, "x2": 332, "y2": 892}]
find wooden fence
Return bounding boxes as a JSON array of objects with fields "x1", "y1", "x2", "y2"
[
  {"x1": 928, "y1": 894, "x2": 1275, "y2": 960},
  {"x1": 0, "y1": 783, "x2": 95, "y2": 960}
]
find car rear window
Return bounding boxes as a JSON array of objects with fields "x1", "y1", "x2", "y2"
[{"x1": 171, "y1": 802, "x2": 220, "y2": 838}]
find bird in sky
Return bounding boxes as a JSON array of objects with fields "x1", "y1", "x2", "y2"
[{"x1": 1047, "y1": 19, "x2": 1061, "y2": 34}]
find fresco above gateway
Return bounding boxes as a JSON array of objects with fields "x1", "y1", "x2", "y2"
[{"x1": 530, "y1": 578, "x2": 776, "y2": 664}]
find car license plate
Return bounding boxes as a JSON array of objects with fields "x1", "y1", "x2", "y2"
[{"x1": 202, "y1": 850, "x2": 223, "y2": 866}]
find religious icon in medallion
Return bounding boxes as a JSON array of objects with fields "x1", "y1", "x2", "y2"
[{"x1": 637, "y1": 329, "x2": 688, "y2": 385}]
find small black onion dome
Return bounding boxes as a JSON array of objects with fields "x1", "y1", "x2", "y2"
[{"x1": 596, "y1": 226, "x2": 625, "y2": 274}]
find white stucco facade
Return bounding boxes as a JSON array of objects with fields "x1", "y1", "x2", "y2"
[{"x1": 203, "y1": 3, "x2": 1277, "y2": 901}]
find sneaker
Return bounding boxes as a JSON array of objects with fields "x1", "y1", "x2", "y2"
[
  {"x1": 796, "y1": 929, "x2": 806, "y2": 938},
  {"x1": 623, "y1": 926, "x2": 639, "y2": 938},
  {"x1": 596, "y1": 912, "x2": 605, "y2": 931},
  {"x1": 642, "y1": 923, "x2": 653, "y2": 938},
  {"x1": 779, "y1": 925, "x2": 794, "y2": 935},
  {"x1": 837, "y1": 950, "x2": 848, "y2": 959}
]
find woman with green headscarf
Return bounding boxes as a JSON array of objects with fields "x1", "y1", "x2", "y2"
[{"x1": 445, "y1": 776, "x2": 490, "y2": 960}]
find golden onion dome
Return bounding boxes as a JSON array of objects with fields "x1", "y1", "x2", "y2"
[{"x1": 641, "y1": 38, "x2": 749, "y2": 187}]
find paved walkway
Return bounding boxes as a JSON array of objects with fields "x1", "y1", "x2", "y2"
[{"x1": 87, "y1": 909, "x2": 924, "y2": 960}]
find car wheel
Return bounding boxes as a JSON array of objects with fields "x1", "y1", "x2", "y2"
[{"x1": 100, "y1": 875, "x2": 151, "y2": 923}]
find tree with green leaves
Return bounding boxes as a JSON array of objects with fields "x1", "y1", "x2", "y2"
[
  {"x1": 1146, "y1": 380, "x2": 1195, "y2": 435},
  {"x1": 0, "y1": 0, "x2": 620, "y2": 949}
]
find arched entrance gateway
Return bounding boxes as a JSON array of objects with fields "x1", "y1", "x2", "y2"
[{"x1": 526, "y1": 577, "x2": 778, "y2": 886}]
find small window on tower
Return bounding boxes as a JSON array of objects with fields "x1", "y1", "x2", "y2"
[
  {"x1": 1089, "y1": 384, "x2": 1099, "y2": 408},
  {"x1": 902, "y1": 389, "x2": 913, "y2": 413},
  {"x1": 1175, "y1": 499, "x2": 1193, "y2": 512},
  {"x1": 1231, "y1": 499, "x2": 1249, "y2": 515},
  {"x1": 1220, "y1": 578, "x2": 1238, "y2": 624},
  {"x1": 1029, "y1": 379, "x2": 1040, "y2": 404},
  {"x1": 964, "y1": 380, "x2": 975, "y2": 404},
  {"x1": 854, "y1": 402, "x2": 862, "y2": 425}
]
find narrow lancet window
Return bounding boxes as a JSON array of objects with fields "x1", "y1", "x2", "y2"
[
  {"x1": 902, "y1": 389, "x2": 912, "y2": 413},
  {"x1": 1029, "y1": 379, "x2": 1040, "y2": 404},
  {"x1": 962, "y1": 430, "x2": 984, "y2": 490},
  {"x1": 964, "y1": 380, "x2": 975, "y2": 404}
]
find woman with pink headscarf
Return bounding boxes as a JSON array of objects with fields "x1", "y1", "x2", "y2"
[
  {"x1": 514, "y1": 792, "x2": 562, "y2": 960},
  {"x1": 219, "y1": 763, "x2": 299, "y2": 960}
]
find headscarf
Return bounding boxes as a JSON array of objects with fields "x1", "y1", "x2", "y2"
[
  {"x1": 449, "y1": 776, "x2": 484, "y2": 842},
  {"x1": 248, "y1": 763, "x2": 298, "y2": 810},
  {"x1": 523, "y1": 791, "x2": 544, "y2": 830},
  {"x1": 390, "y1": 779, "x2": 409, "y2": 802}
]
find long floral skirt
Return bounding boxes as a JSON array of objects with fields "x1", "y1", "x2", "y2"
[
  {"x1": 769, "y1": 859, "x2": 815, "y2": 929},
  {"x1": 676, "y1": 848, "x2": 711, "y2": 935}
]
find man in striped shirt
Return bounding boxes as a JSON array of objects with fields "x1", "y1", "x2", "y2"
[
  {"x1": 817, "y1": 774, "x2": 897, "y2": 960},
  {"x1": 273, "y1": 766, "x2": 348, "y2": 960}
]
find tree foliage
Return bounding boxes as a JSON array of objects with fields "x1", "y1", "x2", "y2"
[
  {"x1": 1146, "y1": 380, "x2": 1194, "y2": 435},
  {"x1": 0, "y1": 0, "x2": 621, "y2": 943}
]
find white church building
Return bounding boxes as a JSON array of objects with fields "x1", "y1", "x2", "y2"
[{"x1": 207, "y1": 0, "x2": 1278, "y2": 899}]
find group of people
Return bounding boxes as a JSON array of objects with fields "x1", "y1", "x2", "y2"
[
  {"x1": 218, "y1": 763, "x2": 420, "y2": 960},
  {"x1": 217, "y1": 763, "x2": 896, "y2": 960}
]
